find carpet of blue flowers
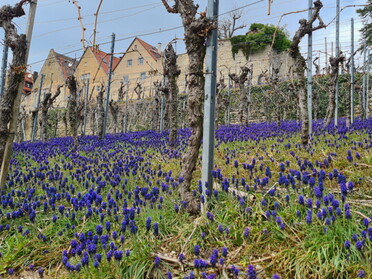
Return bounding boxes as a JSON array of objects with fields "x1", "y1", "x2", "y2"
[{"x1": 0, "y1": 118, "x2": 371, "y2": 278}]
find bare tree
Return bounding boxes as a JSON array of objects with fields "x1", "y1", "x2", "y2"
[
  {"x1": 266, "y1": 64, "x2": 285, "y2": 126},
  {"x1": 285, "y1": 76, "x2": 298, "y2": 120},
  {"x1": 67, "y1": 76, "x2": 79, "y2": 146},
  {"x1": 257, "y1": 70, "x2": 267, "y2": 85},
  {"x1": 118, "y1": 81, "x2": 126, "y2": 101},
  {"x1": 288, "y1": 0, "x2": 325, "y2": 145},
  {"x1": 152, "y1": 81, "x2": 162, "y2": 131},
  {"x1": 312, "y1": 82, "x2": 319, "y2": 121},
  {"x1": 53, "y1": 110, "x2": 60, "y2": 138},
  {"x1": 161, "y1": 0, "x2": 216, "y2": 214},
  {"x1": 218, "y1": 9, "x2": 246, "y2": 39},
  {"x1": 311, "y1": 58, "x2": 321, "y2": 122},
  {"x1": 121, "y1": 82, "x2": 131, "y2": 133},
  {"x1": 263, "y1": 64, "x2": 284, "y2": 123},
  {"x1": 39, "y1": 85, "x2": 62, "y2": 142},
  {"x1": 215, "y1": 72, "x2": 227, "y2": 127},
  {"x1": 134, "y1": 82, "x2": 143, "y2": 100},
  {"x1": 313, "y1": 57, "x2": 321, "y2": 76},
  {"x1": 62, "y1": 110, "x2": 68, "y2": 136},
  {"x1": 163, "y1": 44, "x2": 181, "y2": 144},
  {"x1": 109, "y1": 99, "x2": 119, "y2": 133},
  {"x1": 324, "y1": 53, "x2": 345, "y2": 126},
  {"x1": 357, "y1": 78, "x2": 365, "y2": 120},
  {"x1": 229, "y1": 66, "x2": 250, "y2": 125},
  {"x1": 344, "y1": 49, "x2": 362, "y2": 127},
  {"x1": 345, "y1": 57, "x2": 352, "y2": 128},
  {"x1": 0, "y1": 0, "x2": 31, "y2": 165}
]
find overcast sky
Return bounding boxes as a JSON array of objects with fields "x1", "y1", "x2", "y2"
[{"x1": 0, "y1": 0, "x2": 368, "y2": 74}]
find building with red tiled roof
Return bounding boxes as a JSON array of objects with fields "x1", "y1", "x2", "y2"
[
  {"x1": 89, "y1": 47, "x2": 121, "y2": 75},
  {"x1": 21, "y1": 49, "x2": 77, "y2": 110},
  {"x1": 74, "y1": 46, "x2": 120, "y2": 101},
  {"x1": 55, "y1": 52, "x2": 78, "y2": 79},
  {"x1": 112, "y1": 37, "x2": 163, "y2": 100},
  {"x1": 136, "y1": 38, "x2": 162, "y2": 61}
]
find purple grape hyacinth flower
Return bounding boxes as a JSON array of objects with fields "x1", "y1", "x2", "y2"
[
  {"x1": 357, "y1": 269, "x2": 365, "y2": 278},
  {"x1": 247, "y1": 265, "x2": 257, "y2": 279},
  {"x1": 194, "y1": 245, "x2": 200, "y2": 256},
  {"x1": 154, "y1": 256, "x2": 161, "y2": 267}
]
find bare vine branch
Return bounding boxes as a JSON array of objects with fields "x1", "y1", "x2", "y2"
[{"x1": 71, "y1": 0, "x2": 86, "y2": 49}]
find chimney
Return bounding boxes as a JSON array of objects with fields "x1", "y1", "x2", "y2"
[
  {"x1": 33, "y1": 71, "x2": 38, "y2": 82},
  {"x1": 157, "y1": 42, "x2": 162, "y2": 53}
]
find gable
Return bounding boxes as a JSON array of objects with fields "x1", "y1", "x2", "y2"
[
  {"x1": 120, "y1": 38, "x2": 161, "y2": 64},
  {"x1": 90, "y1": 47, "x2": 120, "y2": 75},
  {"x1": 136, "y1": 38, "x2": 161, "y2": 61},
  {"x1": 33, "y1": 49, "x2": 67, "y2": 89},
  {"x1": 113, "y1": 38, "x2": 163, "y2": 76},
  {"x1": 55, "y1": 52, "x2": 77, "y2": 79}
]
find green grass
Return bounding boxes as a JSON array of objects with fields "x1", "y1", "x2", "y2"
[{"x1": 0, "y1": 127, "x2": 371, "y2": 278}]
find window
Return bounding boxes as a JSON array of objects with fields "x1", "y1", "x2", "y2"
[
  {"x1": 80, "y1": 73, "x2": 90, "y2": 81},
  {"x1": 123, "y1": 76, "x2": 129, "y2": 83},
  {"x1": 138, "y1": 57, "x2": 144, "y2": 65},
  {"x1": 127, "y1": 59, "x2": 132, "y2": 67},
  {"x1": 96, "y1": 85, "x2": 101, "y2": 92},
  {"x1": 140, "y1": 72, "x2": 146, "y2": 80}
]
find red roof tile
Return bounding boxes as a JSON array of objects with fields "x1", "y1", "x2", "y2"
[
  {"x1": 54, "y1": 51, "x2": 77, "y2": 79},
  {"x1": 136, "y1": 38, "x2": 162, "y2": 61},
  {"x1": 90, "y1": 47, "x2": 120, "y2": 75}
]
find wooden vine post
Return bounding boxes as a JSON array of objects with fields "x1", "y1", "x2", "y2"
[
  {"x1": 288, "y1": 0, "x2": 325, "y2": 145},
  {"x1": 163, "y1": 44, "x2": 180, "y2": 145},
  {"x1": 161, "y1": 0, "x2": 216, "y2": 214}
]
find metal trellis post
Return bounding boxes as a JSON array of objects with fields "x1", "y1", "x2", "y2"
[
  {"x1": 350, "y1": 18, "x2": 355, "y2": 124},
  {"x1": 227, "y1": 75, "x2": 231, "y2": 126},
  {"x1": 201, "y1": 0, "x2": 219, "y2": 208},
  {"x1": 366, "y1": 49, "x2": 370, "y2": 118},
  {"x1": 307, "y1": 0, "x2": 313, "y2": 135},
  {"x1": 334, "y1": 0, "x2": 340, "y2": 126},
  {"x1": 362, "y1": 43, "x2": 367, "y2": 119},
  {"x1": 0, "y1": 34, "x2": 8, "y2": 96},
  {"x1": 83, "y1": 78, "x2": 90, "y2": 135}
]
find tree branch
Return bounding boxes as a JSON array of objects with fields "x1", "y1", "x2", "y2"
[
  {"x1": 0, "y1": 0, "x2": 31, "y2": 49},
  {"x1": 161, "y1": 0, "x2": 178, "y2": 13},
  {"x1": 71, "y1": 0, "x2": 86, "y2": 49},
  {"x1": 51, "y1": 85, "x2": 63, "y2": 103}
]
